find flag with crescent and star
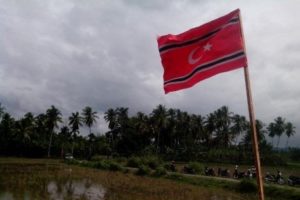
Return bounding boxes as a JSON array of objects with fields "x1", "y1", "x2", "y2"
[{"x1": 157, "y1": 9, "x2": 247, "y2": 94}]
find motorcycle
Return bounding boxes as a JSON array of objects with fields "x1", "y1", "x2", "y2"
[{"x1": 287, "y1": 176, "x2": 300, "y2": 186}]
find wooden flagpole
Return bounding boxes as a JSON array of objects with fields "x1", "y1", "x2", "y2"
[{"x1": 239, "y1": 11, "x2": 265, "y2": 200}]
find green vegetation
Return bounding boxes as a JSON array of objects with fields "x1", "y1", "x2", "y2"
[
  {"x1": 1, "y1": 158, "x2": 260, "y2": 200},
  {"x1": 1, "y1": 158, "x2": 300, "y2": 200},
  {"x1": 0, "y1": 102, "x2": 299, "y2": 198},
  {"x1": 63, "y1": 156, "x2": 300, "y2": 199},
  {"x1": 0, "y1": 103, "x2": 298, "y2": 166},
  {"x1": 165, "y1": 173, "x2": 300, "y2": 200}
]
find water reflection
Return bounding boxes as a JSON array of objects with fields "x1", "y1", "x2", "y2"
[
  {"x1": 0, "y1": 179, "x2": 105, "y2": 200},
  {"x1": 0, "y1": 192, "x2": 14, "y2": 200},
  {"x1": 210, "y1": 194, "x2": 245, "y2": 200},
  {"x1": 0, "y1": 162, "x2": 254, "y2": 200},
  {"x1": 47, "y1": 179, "x2": 105, "y2": 200}
]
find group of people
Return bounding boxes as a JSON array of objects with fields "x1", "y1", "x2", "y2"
[
  {"x1": 204, "y1": 165, "x2": 258, "y2": 179},
  {"x1": 170, "y1": 161, "x2": 290, "y2": 185},
  {"x1": 233, "y1": 165, "x2": 257, "y2": 179},
  {"x1": 265, "y1": 170, "x2": 285, "y2": 184},
  {"x1": 204, "y1": 164, "x2": 287, "y2": 185}
]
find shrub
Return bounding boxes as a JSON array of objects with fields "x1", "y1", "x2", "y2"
[
  {"x1": 261, "y1": 153, "x2": 287, "y2": 166},
  {"x1": 153, "y1": 166, "x2": 167, "y2": 177},
  {"x1": 164, "y1": 163, "x2": 177, "y2": 172},
  {"x1": 108, "y1": 161, "x2": 123, "y2": 171},
  {"x1": 143, "y1": 156, "x2": 161, "y2": 170},
  {"x1": 164, "y1": 163, "x2": 172, "y2": 171},
  {"x1": 79, "y1": 160, "x2": 92, "y2": 167},
  {"x1": 91, "y1": 155, "x2": 104, "y2": 161},
  {"x1": 237, "y1": 179, "x2": 257, "y2": 193},
  {"x1": 127, "y1": 157, "x2": 142, "y2": 168},
  {"x1": 136, "y1": 165, "x2": 150, "y2": 176},
  {"x1": 113, "y1": 157, "x2": 127, "y2": 164},
  {"x1": 65, "y1": 159, "x2": 79, "y2": 165},
  {"x1": 186, "y1": 162, "x2": 204, "y2": 174},
  {"x1": 93, "y1": 161, "x2": 109, "y2": 170}
]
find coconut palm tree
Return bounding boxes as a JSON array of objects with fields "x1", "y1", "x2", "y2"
[
  {"x1": 285, "y1": 122, "x2": 295, "y2": 148},
  {"x1": 274, "y1": 117, "x2": 286, "y2": 149},
  {"x1": 189, "y1": 114, "x2": 206, "y2": 145},
  {"x1": 116, "y1": 107, "x2": 129, "y2": 131},
  {"x1": 69, "y1": 112, "x2": 82, "y2": 134},
  {"x1": 104, "y1": 108, "x2": 118, "y2": 153},
  {"x1": 0, "y1": 103, "x2": 4, "y2": 120},
  {"x1": 255, "y1": 120, "x2": 266, "y2": 142},
  {"x1": 267, "y1": 122, "x2": 276, "y2": 147},
  {"x1": 231, "y1": 114, "x2": 248, "y2": 145},
  {"x1": 151, "y1": 104, "x2": 168, "y2": 154},
  {"x1": 82, "y1": 106, "x2": 98, "y2": 135},
  {"x1": 15, "y1": 112, "x2": 35, "y2": 146},
  {"x1": 134, "y1": 112, "x2": 149, "y2": 135},
  {"x1": 46, "y1": 105, "x2": 62, "y2": 158},
  {"x1": 34, "y1": 113, "x2": 48, "y2": 148},
  {"x1": 58, "y1": 125, "x2": 71, "y2": 158},
  {"x1": 69, "y1": 112, "x2": 83, "y2": 154},
  {"x1": 104, "y1": 108, "x2": 117, "y2": 131},
  {"x1": 0, "y1": 113, "x2": 15, "y2": 153},
  {"x1": 205, "y1": 113, "x2": 216, "y2": 147},
  {"x1": 241, "y1": 120, "x2": 265, "y2": 149},
  {"x1": 214, "y1": 106, "x2": 233, "y2": 148}
]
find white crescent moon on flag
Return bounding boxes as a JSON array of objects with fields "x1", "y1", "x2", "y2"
[
  {"x1": 188, "y1": 43, "x2": 212, "y2": 65},
  {"x1": 188, "y1": 47, "x2": 202, "y2": 65}
]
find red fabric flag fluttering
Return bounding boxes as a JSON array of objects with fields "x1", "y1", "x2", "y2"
[{"x1": 157, "y1": 9, "x2": 247, "y2": 94}]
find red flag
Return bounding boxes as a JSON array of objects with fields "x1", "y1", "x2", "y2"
[{"x1": 157, "y1": 9, "x2": 247, "y2": 94}]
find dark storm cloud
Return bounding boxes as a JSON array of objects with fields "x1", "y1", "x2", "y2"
[{"x1": 0, "y1": 0, "x2": 299, "y2": 146}]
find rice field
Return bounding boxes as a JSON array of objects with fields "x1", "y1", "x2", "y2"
[{"x1": 0, "y1": 158, "x2": 256, "y2": 200}]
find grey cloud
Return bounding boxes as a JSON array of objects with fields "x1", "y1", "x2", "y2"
[{"x1": 0, "y1": 0, "x2": 299, "y2": 146}]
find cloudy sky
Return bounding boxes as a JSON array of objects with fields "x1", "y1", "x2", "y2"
[{"x1": 0, "y1": 0, "x2": 299, "y2": 147}]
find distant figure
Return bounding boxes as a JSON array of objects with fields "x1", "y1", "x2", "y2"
[
  {"x1": 233, "y1": 165, "x2": 239, "y2": 179},
  {"x1": 247, "y1": 168, "x2": 253, "y2": 178},
  {"x1": 218, "y1": 168, "x2": 222, "y2": 176},
  {"x1": 218, "y1": 168, "x2": 230, "y2": 177},
  {"x1": 265, "y1": 171, "x2": 276, "y2": 183},
  {"x1": 276, "y1": 170, "x2": 282, "y2": 180},
  {"x1": 204, "y1": 166, "x2": 216, "y2": 176},
  {"x1": 170, "y1": 160, "x2": 176, "y2": 172}
]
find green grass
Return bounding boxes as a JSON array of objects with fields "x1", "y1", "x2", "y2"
[
  {"x1": 1, "y1": 157, "x2": 299, "y2": 200},
  {"x1": 0, "y1": 157, "x2": 256, "y2": 200}
]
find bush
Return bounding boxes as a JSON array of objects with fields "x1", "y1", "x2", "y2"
[
  {"x1": 153, "y1": 166, "x2": 167, "y2": 177},
  {"x1": 261, "y1": 153, "x2": 287, "y2": 166},
  {"x1": 91, "y1": 155, "x2": 104, "y2": 161},
  {"x1": 127, "y1": 157, "x2": 142, "y2": 168},
  {"x1": 65, "y1": 159, "x2": 79, "y2": 165},
  {"x1": 93, "y1": 161, "x2": 109, "y2": 170},
  {"x1": 237, "y1": 179, "x2": 257, "y2": 193},
  {"x1": 164, "y1": 163, "x2": 172, "y2": 171},
  {"x1": 186, "y1": 162, "x2": 203, "y2": 174},
  {"x1": 92, "y1": 160, "x2": 123, "y2": 171},
  {"x1": 143, "y1": 156, "x2": 161, "y2": 170},
  {"x1": 136, "y1": 165, "x2": 150, "y2": 176},
  {"x1": 113, "y1": 157, "x2": 127, "y2": 164},
  {"x1": 127, "y1": 156, "x2": 162, "y2": 170},
  {"x1": 108, "y1": 161, "x2": 123, "y2": 171}
]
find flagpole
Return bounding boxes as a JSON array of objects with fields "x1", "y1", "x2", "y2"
[{"x1": 239, "y1": 11, "x2": 265, "y2": 200}]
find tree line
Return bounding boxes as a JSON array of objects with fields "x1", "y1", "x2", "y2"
[{"x1": 0, "y1": 103, "x2": 297, "y2": 163}]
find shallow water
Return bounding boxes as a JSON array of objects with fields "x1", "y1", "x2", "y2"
[
  {"x1": 0, "y1": 160, "x2": 254, "y2": 200},
  {"x1": 0, "y1": 176, "x2": 105, "y2": 200},
  {"x1": 47, "y1": 179, "x2": 105, "y2": 200}
]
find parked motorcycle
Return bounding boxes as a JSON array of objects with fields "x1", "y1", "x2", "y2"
[{"x1": 287, "y1": 175, "x2": 300, "y2": 186}]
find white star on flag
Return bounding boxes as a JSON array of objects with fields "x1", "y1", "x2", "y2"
[{"x1": 203, "y1": 43, "x2": 212, "y2": 51}]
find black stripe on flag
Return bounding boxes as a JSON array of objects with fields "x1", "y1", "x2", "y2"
[
  {"x1": 159, "y1": 17, "x2": 239, "y2": 53},
  {"x1": 164, "y1": 51, "x2": 245, "y2": 86}
]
